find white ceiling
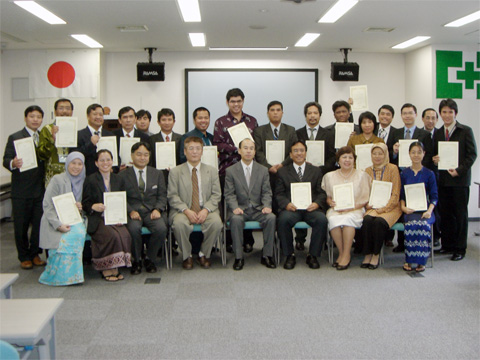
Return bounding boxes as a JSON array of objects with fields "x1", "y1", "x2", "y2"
[{"x1": 1, "y1": 0, "x2": 479, "y2": 54}]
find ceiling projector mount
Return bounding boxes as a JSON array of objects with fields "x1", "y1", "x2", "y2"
[{"x1": 137, "y1": 47, "x2": 165, "y2": 82}]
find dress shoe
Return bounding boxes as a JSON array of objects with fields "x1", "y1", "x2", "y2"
[
  {"x1": 450, "y1": 253, "x2": 465, "y2": 261},
  {"x1": 144, "y1": 259, "x2": 157, "y2": 273},
  {"x1": 295, "y1": 242, "x2": 305, "y2": 251},
  {"x1": 32, "y1": 256, "x2": 46, "y2": 266},
  {"x1": 435, "y1": 248, "x2": 453, "y2": 254},
  {"x1": 306, "y1": 255, "x2": 320, "y2": 269},
  {"x1": 332, "y1": 262, "x2": 338, "y2": 268},
  {"x1": 433, "y1": 239, "x2": 440, "y2": 247},
  {"x1": 233, "y1": 258, "x2": 244, "y2": 271},
  {"x1": 336, "y1": 262, "x2": 351, "y2": 271},
  {"x1": 368, "y1": 263, "x2": 379, "y2": 270},
  {"x1": 261, "y1": 256, "x2": 276, "y2": 269},
  {"x1": 243, "y1": 243, "x2": 253, "y2": 253},
  {"x1": 197, "y1": 256, "x2": 211, "y2": 269},
  {"x1": 226, "y1": 244, "x2": 234, "y2": 253},
  {"x1": 360, "y1": 263, "x2": 370, "y2": 269},
  {"x1": 131, "y1": 261, "x2": 142, "y2": 275},
  {"x1": 392, "y1": 246, "x2": 405, "y2": 253},
  {"x1": 183, "y1": 257, "x2": 193, "y2": 270},
  {"x1": 283, "y1": 255, "x2": 296, "y2": 270},
  {"x1": 20, "y1": 260, "x2": 33, "y2": 270}
]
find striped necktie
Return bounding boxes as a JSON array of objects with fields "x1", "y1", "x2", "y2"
[
  {"x1": 274, "y1": 128, "x2": 279, "y2": 140},
  {"x1": 138, "y1": 170, "x2": 145, "y2": 196},
  {"x1": 309, "y1": 128, "x2": 315, "y2": 141},
  {"x1": 297, "y1": 166, "x2": 303, "y2": 181},
  {"x1": 191, "y1": 167, "x2": 201, "y2": 213},
  {"x1": 405, "y1": 129, "x2": 411, "y2": 139}
]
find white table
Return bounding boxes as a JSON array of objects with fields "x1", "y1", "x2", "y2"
[
  {"x1": 0, "y1": 273, "x2": 19, "y2": 299},
  {"x1": 0, "y1": 298, "x2": 64, "y2": 359}
]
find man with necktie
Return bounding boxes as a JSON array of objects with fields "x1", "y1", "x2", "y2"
[{"x1": 149, "y1": 108, "x2": 182, "y2": 169}]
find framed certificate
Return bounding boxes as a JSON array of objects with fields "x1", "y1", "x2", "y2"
[
  {"x1": 398, "y1": 139, "x2": 416, "y2": 168},
  {"x1": 291, "y1": 182, "x2": 312, "y2": 210},
  {"x1": 104, "y1": 191, "x2": 128, "y2": 225},
  {"x1": 227, "y1": 122, "x2": 253, "y2": 149},
  {"x1": 13, "y1": 137, "x2": 37, "y2": 172},
  {"x1": 52, "y1": 192, "x2": 82, "y2": 225},
  {"x1": 55, "y1": 117, "x2": 78, "y2": 148},
  {"x1": 368, "y1": 180, "x2": 393, "y2": 209},
  {"x1": 305, "y1": 140, "x2": 325, "y2": 166},
  {"x1": 266, "y1": 140, "x2": 285, "y2": 166},
  {"x1": 349, "y1": 85, "x2": 369, "y2": 111},
  {"x1": 355, "y1": 144, "x2": 373, "y2": 171},
  {"x1": 333, "y1": 182, "x2": 355, "y2": 211},
  {"x1": 201, "y1": 146, "x2": 218, "y2": 170},
  {"x1": 96, "y1": 136, "x2": 118, "y2": 167},
  {"x1": 404, "y1": 183, "x2": 427, "y2": 212},
  {"x1": 334, "y1": 123, "x2": 354, "y2": 149},
  {"x1": 438, "y1": 141, "x2": 459, "y2": 170},
  {"x1": 155, "y1": 142, "x2": 176, "y2": 170},
  {"x1": 119, "y1": 137, "x2": 140, "y2": 166}
]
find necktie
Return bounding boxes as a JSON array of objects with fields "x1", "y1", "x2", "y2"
[
  {"x1": 138, "y1": 170, "x2": 145, "y2": 195},
  {"x1": 379, "y1": 128, "x2": 386, "y2": 140},
  {"x1": 445, "y1": 129, "x2": 450, "y2": 141},
  {"x1": 126, "y1": 134, "x2": 131, "y2": 138},
  {"x1": 33, "y1": 132, "x2": 39, "y2": 146},
  {"x1": 191, "y1": 167, "x2": 201, "y2": 213},
  {"x1": 297, "y1": 166, "x2": 303, "y2": 181},
  {"x1": 166, "y1": 135, "x2": 170, "y2": 142},
  {"x1": 405, "y1": 129, "x2": 411, "y2": 140},
  {"x1": 309, "y1": 128, "x2": 315, "y2": 141},
  {"x1": 94, "y1": 131, "x2": 100, "y2": 136},
  {"x1": 274, "y1": 128, "x2": 279, "y2": 140},
  {"x1": 245, "y1": 167, "x2": 251, "y2": 187}
]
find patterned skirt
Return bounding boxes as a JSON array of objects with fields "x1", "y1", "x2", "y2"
[
  {"x1": 91, "y1": 222, "x2": 132, "y2": 271},
  {"x1": 404, "y1": 220, "x2": 431, "y2": 266}
]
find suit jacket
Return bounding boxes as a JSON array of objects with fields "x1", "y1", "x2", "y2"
[
  {"x1": 434, "y1": 121, "x2": 477, "y2": 187},
  {"x1": 167, "y1": 162, "x2": 221, "y2": 224},
  {"x1": 390, "y1": 126, "x2": 433, "y2": 168},
  {"x1": 296, "y1": 125, "x2": 336, "y2": 174},
  {"x1": 149, "y1": 131, "x2": 182, "y2": 168},
  {"x1": 253, "y1": 123, "x2": 298, "y2": 168},
  {"x1": 375, "y1": 125, "x2": 397, "y2": 156},
  {"x1": 275, "y1": 163, "x2": 327, "y2": 214},
  {"x1": 224, "y1": 161, "x2": 272, "y2": 218},
  {"x1": 119, "y1": 166, "x2": 167, "y2": 214},
  {"x1": 113, "y1": 128, "x2": 150, "y2": 165},
  {"x1": 2, "y1": 127, "x2": 45, "y2": 198},
  {"x1": 82, "y1": 172, "x2": 125, "y2": 234},
  {"x1": 72, "y1": 127, "x2": 115, "y2": 176}
]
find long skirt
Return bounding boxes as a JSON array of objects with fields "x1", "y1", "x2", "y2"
[
  {"x1": 39, "y1": 223, "x2": 86, "y2": 286},
  {"x1": 91, "y1": 222, "x2": 132, "y2": 271},
  {"x1": 404, "y1": 220, "x2": 431, "y2": 266}
]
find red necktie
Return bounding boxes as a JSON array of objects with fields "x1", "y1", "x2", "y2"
[
  {"x1": 126, "y1": 134, "x2": 131, "y2": 138},
  {"x1": 445, "y1": 129, "x2": 450, "y2": 141},
  {"x1": 166, "y1": 135, "x2": 170, "y2": 142}
]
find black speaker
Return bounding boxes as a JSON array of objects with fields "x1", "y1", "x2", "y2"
[
  {"x1": 137, "y1": 62, "x2": 165, "y2": 81},
  {"x1": 330, "y1": 62, "x2": 359, "y2": 81}
]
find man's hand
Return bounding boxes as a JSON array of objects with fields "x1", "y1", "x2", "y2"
[
  {"x1": 448, "y1": 169, "x2": 459, "y2": 177},
  {"x1": 90, "y1": 134, "x2": 100, "y2": 146},
  {"x1": 75, "y1": 202, "x2": 82, "y2": 212},
  {"x1": 286, "y1": 203, "x2": 297, "y2": 212},
  {"x1": 57, "y1": 224, "x2": 71, "y2": 233},
  {"x1": 184, "y1": 209, "x2": 199, "y2": 224},
  {"x1": 268, "y1": 164, "x2": 282, "y2": 174},
  {"x1": 92, "y1": 203, "x2": 105, "y2": 212},
  {"x1": 196, "y1": 209, "x2": 209, "y2": 224},
  {"x1": 306, "y1": 203, "x2": 319, "y2": 212},
  {"x1": 150, "y1": 209, "x2": 161, "y2": 220},
  {"x1": 12, "y1": 156, "x2": 23, "y2": 169},
  {"x1": 262, "y1": 207, "x2": 272, "y2": 214},
  {"x1": 233, "y1": 208, "x2": 244, "y2": 215},
  {"x1": 130, "y1": 210, "x2": 141, "y2": 220},
  {"x1": 432, "y1": 155, "x2": 439, "y2": 166}
]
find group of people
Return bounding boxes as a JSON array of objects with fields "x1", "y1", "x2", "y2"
[{"x1": 3, "y1": 89, "x2": 477, "y2": 285}]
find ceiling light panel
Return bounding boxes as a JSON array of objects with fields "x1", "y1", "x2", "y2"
[
  {"x1": 14, "y1": 1, "x2": 66, "y2": 25},
  {"x1": 445, "y1": 10, "x2": 480, "y2": 27},
  {"x1": 392, "y1": 36, "x2": 430, "y2": 49},
  {"x1": 295, "y1": 33, "x2": 320, "y2": 47},
  {"x1": 189, "y1": 33, "x2": 205, "y2": 47},
  {"x1": 318, "y1": 0, "x2": 358, "y2": 23},
  {"x1": 209, "y1": 47, "x2": 288, "y2": 51},
  {"x1": 177, "y1": 0, "x2": 201, "y2": 22},
  {"x1": 71, "y1": 34, "x2": 103, "y2": 48}
]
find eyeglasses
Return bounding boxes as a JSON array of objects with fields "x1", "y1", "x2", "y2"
[{"x1": 187, "y1": 146, "x2": 202, "y2": 152}]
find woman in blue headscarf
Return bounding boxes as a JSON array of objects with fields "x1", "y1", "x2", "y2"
[{"x1": 39, "y1": 152, "x2": 87, "y2": 286}]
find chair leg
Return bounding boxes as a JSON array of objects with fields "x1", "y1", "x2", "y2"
[
  {"x1": 220, "y1": 227, "x2": 226, "y2": 267},
  {"x1": 429, "y1": 227, "x2": 434, "y2": 268}
]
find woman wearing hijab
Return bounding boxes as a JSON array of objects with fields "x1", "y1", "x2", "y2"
[
  {"x1": 361, "y1": 143, "x2": 402, "y2": 269},
  {"x1": 39, "y1": 152, "x2": 87, "y2": 286}
]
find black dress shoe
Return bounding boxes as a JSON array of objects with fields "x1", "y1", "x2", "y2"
[
  {"x1": 144, "y1": 259, "x2": 157, "y2": 273},
  {"x1": 392, "y1": 246, "x2": 405, "y2": 253},
  {"x1": 336, "y1": 262, "x2": 350, "y2": 271},
  {"x1": 283, "y1": 255, "x2": 296, "y2": 270},
  {"x1": 295, "y1": 242, "x2": 305, "y2": 251},
  {"x1": 131, "y1": 261, "x2": 142, "y2": 275},
  {"x1": 233, "y1": 258, "x2": 244, "y2": 271},
  {"x1": 450, "y1": 253, "x2": 465, "y2": 261},
  {"x1": 360, "y1": 263, "x2": 370, "y2": 269},
  {"x1": 243, "y1": 243, "x2": 253, "y2": 253},
  {"x1": 306, "y1": 255, "x2": 320, "y2": 269},
  {"x1": 332, "y1": 262, "x2": 338, "y2": 268},
  {"x1": 435, "y1": 248, "x2": 453, "y2": 254},
  {"x1": 226, "y1": 244, "x2": 234, "y2": 253},
  {"x1": 368, "y1": 263, "x2": 379, "y2": 270},
  {"x1": 261, "y1": 256, "x2": 276, "y2": 269}
]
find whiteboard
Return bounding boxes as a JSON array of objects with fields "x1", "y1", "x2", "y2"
[{"x1": 185, "y1": 69, "x2": 318, "y2": 133}]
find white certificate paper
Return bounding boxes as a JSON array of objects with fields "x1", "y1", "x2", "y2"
[
  {"x1": 96, "y1": 136, "x2": 118, "y2": 167},
  {"x1": 305, "y1": 140, "x2": 325, "y2": 166},
  {"x1": 104, "y1": 191, "x2": 128, "y2": 225},
  {"x1": 55, "y1": 117, "x2": 78, "y2": 148},
  {"x1": 119, "y1": 137, "x2": 140, "y2": 166},
  {"x1": 334, "y1": 123, "x2": 354, "y2": 149},
  {"x1": 13, "y1": 137, "x2": 37, "y2": 172},
  {"x1": 404, "y1": 183, "x2": 427, "y2": 212},
  {"x1": 355, "y1": 144, "x2": 373, "y2": 170},
  {"x1": 368, "y1": 180, "x2": 393, "y2": 209},
  {"x1": 398, "y1": 139, "x2": 416, "y2": 168},
  {"x1": 291, "y1": 182, "x2": 312, "y2": 210},
  {"x1": 266, "y1": 140, "x2": 285, "y2": 166},
  {"x1": 155, "y1": 142, "x2": 176, "y2": 170},
  {"x1": 52, "y1": 192, "x2": 82, "y2": 225},
  {"x1": 333, "y1": 182, "x2": 355, "y2": 211},
  {"x1": 350, "y1": 85, "x2": 369, "y2": 111},
  {"x1": 227, "y1": 122, "x2": 253, "y2": 149},
  {"x1": 438, "y1": 141, "x2": 459, "y2": 170},
  {"x1": 201, "y1": 146, "x2": 218, "y2": 170}
]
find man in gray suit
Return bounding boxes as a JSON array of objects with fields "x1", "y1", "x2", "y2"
[
  {"x1": 120, "y1": 142, "x2": 168, "y2": 274},
  {"x1": 224, "y1": 138, "x2": 276, "y2": 271},
  {"x1": 168, "y1": 136, "x2": 223, "y2": 269}
]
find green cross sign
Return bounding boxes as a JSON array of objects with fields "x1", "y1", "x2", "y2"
[{"x1": 457, "y1": 62, "x2": 480, "y2": 90}]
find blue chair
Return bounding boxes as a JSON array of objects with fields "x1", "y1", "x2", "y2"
[{"x1": 0, "y1": 341, "x2": 20, "y2": 360}]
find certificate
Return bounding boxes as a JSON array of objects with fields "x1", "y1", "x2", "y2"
[
  {"x1": 201, "y1": 146, "x2": 218, "y2": 170},
  {"x1": 52, "y1": 192, "x2": 82, "y2": 225},
  {"x1": 13, "y1": 137, "x2": 37, "y2": 172},
  {"x1": 398, "y1": 139, "x2": 416, "y2": 168},
  {"x1": 104, "y1": 191, "x2": 128, "y2": 225},
  {"x1": 96, "y1": 136, "x2": 118, "y2": 166},
  {"x1": 119, "y1": 137, "x2": 140, "y2": 166},
  {"x1": 333, "y1": 182, "x2": 355, "y2": 211},
  {"x1": 368, "y1": 180, "x2": 393, "y2": 209},
  {"x1": 291, "y1": 182, "x2": 312, "y2": 210},
  {"x1": 355, "y1": 144, "x2": 373, "y2": 170},
  {"x1": 155, "y1": 142, "x2": 176, "y2": 170},
  {"x1": 227, "y1": 122, "x2": 253, "y2": 149},
  {"x1": 349, "y1": 85, "x2": 369, "y2": 111},
  {"x1": 438, "y1": 141, "x2": 459, "y2": 170},
  {"x1": 266, "y1": 140, "x2": 285, "y2": 166},
  {"x1": 55, "y1": 117, "x2": 78, "y2": 148},
  {"x1": 305, "y1": 140, "x2": 325, "y2": 166},
  {"x1": 404, "y1": 183, "x2": 427, "y2": 212},
  {"x1": 334, "y1": 123, "x2": 354, "y2": 149}
]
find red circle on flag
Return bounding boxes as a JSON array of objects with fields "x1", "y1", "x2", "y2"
[{"x1": 47, "y1": 61, "x2": 75, "y2": 88}]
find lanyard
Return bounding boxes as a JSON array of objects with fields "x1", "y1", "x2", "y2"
[{"x1": 373, "y1": 166, "x2": 386, "y2": 181}]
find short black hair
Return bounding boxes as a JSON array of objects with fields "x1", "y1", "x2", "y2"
[
  {"x1": 193, "y1": 107, "x2": 210, "y2": 119},
  {"x1": 358, "y1": 111, "x2": 378, "y2": 134},
  {"x1": 95, "y1": 149, "x2": 113, "y2": 161},
  {"x1": 438, "y1": 98, "x2": 458, "y2": 115},
  {"x1": 409, "y1": 141, "x2": 424, "y2": 152},
  {"x1": 239, "y1": 138, "x2": 255, "y2": 148},
  {"x1": 267, "y1": 100, "x2": 283, "y2": 111},
  {"x1": 421, "y1": 108, "x2": 438, "y2": 118},
  {"x1": 24, "y1": 105, "x2": 44, "y2": 118},
  {"x1": 401, "y1": 103, "x2": 417, "y2": 114},
  {"x1": 157, "y1": 108, "x2": 176, "y2": 121},
  {"x1": 86, "y1": 103, "x2": 103, "y2": 116},
  {"x1": 54, "y1": 98, "x2": 73, "y2": 111},
  {"x1": 290, "y1": 140, "x2": 307, "y2": 152},
  {"x1": 131, "y1": 141, "x2": 151, "y2": 154},
  {"x1": 184, "y1": 136, "x2": 204, "y2": 147},
  {"x1": 332, "y1": 100, "x2": 350, "y2": 113},
  {"x1": 304, "y1": 102, "x2": 322, "y2": 117},
  {"x1": 136, "y1": 109, "x2": 151, "y2": 121},
  {"x1": 118, "y1": 106, "x2": 135, "y2": 119},
  {"x1": 226, "y1": 88, "x2": 245, "y2": 101},
  {"x1": 378, "y1": 104, "x2": 394, "y2": 117},
  {"x1": 335, "y1": 146, "x2": 356, "y2": 162}
]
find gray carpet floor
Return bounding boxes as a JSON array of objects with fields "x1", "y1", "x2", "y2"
[{"x1": 1, "y1": 220, "x2": 479, "y2": 360}]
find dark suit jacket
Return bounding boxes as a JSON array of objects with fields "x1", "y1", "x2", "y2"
[
  {"x1": 149, "y1": 131, "x2": 182, "y2": 168},
  {"x1": 374, "y1": 125, "x2": 397, "y2": 157},
  {"x1": 296, "y1": 125, "x2": 336, "y2": 174},
  {"x1": 2, "y1": 128, "x2": 45, "y2": 198},
  {"x1": 390, "y1": 126, "x2": 433, "y2": 168},
  {"x1": 433, "y1": 122, "x2": 477, "y2": 187},
  {"x1": 82, "y1": 172, "x2": 125, "y2": 234},
  {"x1": 113, "y1": 128, "x2": 150, "y2": 165},
  {"x1": 253, "y1": 123, "x2": 298, "y2": 168},
  {"x1": 275, "y1": 163, "x2": 327, "y2": 214}
]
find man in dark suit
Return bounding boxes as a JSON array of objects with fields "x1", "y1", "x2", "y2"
[
  {"x1": 276, "y1": 141, "x2": 328, "y2": 270},
  {"x1": 433, "y1": 99, "x2": 477, "y2": 261},
  {"x1": 120, "y1": 142, "x2": 168, "y2": 274},
  {"x1": 3, "y1": 105, "x2": 46, "y2": 269},
  {"x1": 324, "y1": 100, "x2": 360, "y2": 135},
  {"x1": 375, "y1": 104, "x2": 397, "y2": 157},
  {"x1": 179, "y1": 107, "x2": 214, "y2": 164},
  {"x1": 224, "y1": 138, "x2": 276, "y2": 270},
  {"x1": 149, "y1": 108, "x2": 182, "y2": 169}
]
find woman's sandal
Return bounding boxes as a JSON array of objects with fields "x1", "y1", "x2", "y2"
[
  {"x1": 403, "y1": 263, "x2": 412, "y2": 271},
  {"x1": 102, "y1": 273, "x2": 119, "y2": 282},
  {"x1": 113, "y1": 270, "x2": 124, "y2": 280},
  {"x1": 415, "y1": 265, "x2": 425, "y2": 273}
]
